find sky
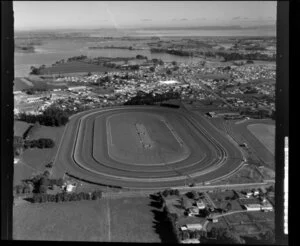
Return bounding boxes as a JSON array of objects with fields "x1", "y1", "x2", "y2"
[{"x1": 13, "y1": 1, "x2": 277, "y2": 30}]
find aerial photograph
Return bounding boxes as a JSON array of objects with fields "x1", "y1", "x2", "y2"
[{"x1": 13, "y1": 1, "x2": 276, "y2": 243}]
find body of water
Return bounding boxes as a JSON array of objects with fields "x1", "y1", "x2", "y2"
[
  {"x1": 14, "y1": 28, "x2": 275, "y2": 77},
  {"x1": 14, "y1": 39, "x2": 200, "y2": 77}
]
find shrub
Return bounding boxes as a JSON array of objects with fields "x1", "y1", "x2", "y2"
[
  {"x1": 43, "y1": 170, "x2": 50, "y2": 178},
  {"x1": 38, "y1": 185, "x2": 48, "y2": 194},
  {"x1": 15, "y1": 185, "x2": 24, "y2": 194},
  {"x1": 23, "y1": 185, "x2": 31, "y2": 194},
  {"x1": 45, "y1": 162, "x2": 53, "y2": 168},
  {"x1": 182, "y1": 230, "x2": 190, "y2": 240},
  {"x1": 162, "y1": 189, "x2": 170, "y2": 197}
]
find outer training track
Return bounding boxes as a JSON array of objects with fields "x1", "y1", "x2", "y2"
[{"x1": 53, "y1": 106, "x2": 243, "y2": 189}]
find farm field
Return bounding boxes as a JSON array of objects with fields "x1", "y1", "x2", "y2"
[
  {"x1": 14, "y1": 77, "x2": 67, "y2": 91},
  {"x1": 40, "y1": 61, "x2": 119, "y2": 74},
  {"x1": 13, "y1": 197, "x2": 161, "y2": 242},
  {"x1": 14, "y1": 120, "x2": 32, "y2": 137},
  {"x1": 229, "y1": 119, "x2": 275, "y2": 168},
  {"x1": 14, "y1": 125, "x2": 65, "y2": 185},
  {"x1": 14, "y1": 78, "x2": 33, "y2": 91},
  {"x1": 213, "y1": 164, "x2": 264, "y2": 184},
  {"x1": 247, "y1": 124, "x2": 275, "y2": 155}
]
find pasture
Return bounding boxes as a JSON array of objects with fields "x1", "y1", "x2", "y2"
[
  {"x1": 230, "y1": 120, "x2": 275, "y2": 168},
  {"x1": 40, "y1": 61, "x2": 119, "y2": 74},
  {"x1": 14, "y1": 125, "x2": 65, "y2": 185},
  {"x1": 13, "y1": 197, "x2": 161, "y2": 242},
  {"x1": 247, "y1": 124, "x2": 275, "y2": 155},
  {"x1": 14, "y1": 120, "x2": 32, "y2": 137}
]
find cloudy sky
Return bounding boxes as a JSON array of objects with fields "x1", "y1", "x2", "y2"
[{"x1": 14, "y1": 1, "x2": 277, "y2": 30}]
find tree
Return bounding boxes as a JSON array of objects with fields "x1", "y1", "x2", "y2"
[
  {"x1": 166, "y1": 69, "x2": 172, "y2": 75},
  {"x1": 174, "y1": 189, "x2": 180, "y2": 196},
  {"x1": 226, "y1": 202, "x2": 232, "y2": 211},
  {"x1": 15, "y1": 185, "x2": 23, "y2": 194},
  {"x1": 149, "y1": 66, "x2": 155, "y2": 72},
  {"x1": 162, "y1": 189, "x2": 170, "y2": 197},
  {"x1": 43, "y1": 170, "x2": 50, "y2": 178},
  {"x1": 182, "y1": 230, "x2": 189, "y2": 240},
  {"x1": 38, "y1": 185, "x2": 48, "y2": 194},
  {"x1": 172, "y1": 61, "x2": 177, "y2": 66},
  {"x1": 186, "y1": 191, "x2": 199, "y2": 200}
]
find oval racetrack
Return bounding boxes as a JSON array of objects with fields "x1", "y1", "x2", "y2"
[{"x1": 53, "y1": 106, "x2": 244, "y2": 189}]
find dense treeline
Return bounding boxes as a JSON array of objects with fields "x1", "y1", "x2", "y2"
[
  {"x1": 18, "y1": 106, "x2": 69, "y2": 126},
  {"x1": 160, "y1": 103, "x2": 180, "y2": 108},
  {"x1": 136, "y1": 54, "x2": 148, "y2": 60},
  {"x1": 150, "y1": 47, "x2": 275, "y2": 61},
  {"x1": 203, "y1": 50, "x2": 276, "y2": 61},
  {"x1": 24, "y1": 138, "x2": 55, "y2": 149},
  {"x1": 22, "y1": 88, "x2": 48, "y2": 95},
  {"x1": 67, "y1": 55, "x2": 87, "y2": 62},
  {"x1": 240, "y1": 108, "x2": 274, "y2": 119},
  {"x1": 30, "y1": 65, "x2": 46, "y2": 75},
  {"x1": 150, "y1": 48, "x2": 192, "y2": 57},
  {"x1": 30, "y1": 190, "x2": 102, "y2": 203},
  {"x1": 124, "y1": 91, "x2": 180, "y2": 106}
]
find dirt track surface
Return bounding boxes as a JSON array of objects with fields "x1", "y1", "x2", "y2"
[{"x1": 52, "y1": 106, "x2": 243, "y2": 189}]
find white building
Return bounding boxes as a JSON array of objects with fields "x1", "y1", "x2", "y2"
[
  {"x1": 68, "y1": 86, "x2": 87, "y2": 91},
  {"x1": 185, "y1": 224, "x2": 203, "y2": 231},
  {"x1": 244, "y1": 204, "x2": 261, "y2": 211},
  {"x1": 196, "y1": 201, "x2": 206, "y2": 210}
]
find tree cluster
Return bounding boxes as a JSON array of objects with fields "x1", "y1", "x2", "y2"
[
  {"x1": 136, "y1": 54, "x2": 148, "y2": 60},
  {"x1": 217, "y1": 51, "x2": 276, "y2": 62},
  {"x1": 30, "y1": 173, "x2": 64, "y2": 194},
  {"x1": 13, "y1": 136, "x2": 24, "y2": 156},
  {"x1": 30, "y1": 65, "x2": 46, "y2": 75},
  {"x1": 163, "y1": 206, "x2": 181, "y2": 243},
  {"x1": 179, "y1": 230, "x2": 204, "y2": 241},
  {"x1": 150, "y1": 48, "x2": 192, "y2": 57},
  {"x1": 162, "y1": 189, "x2": 180, "y2": 197},
  {"x1": 22, "y1": 88, "x2": 48, "y2": 95},
  {"x1": 18, "y1": 106, "x2": 69, "y2": 126},
  {"x1": 124, "y1": 91, "x2": 180, "y2": 106},
  {"x1": 24, "y1": 138, "x2": 55, "y2": 149},
  {"x1": 240, "y1": 108, "x2": 272, "y2": 119},
  {"x1": 67, "y1": 55, "x2": 87, "y2": 62},
  {"x1": 14, "y1": 183, "x2": 33, "y2": 195},
  {"x1": 186, "y1": 191, "x2": 200, "y2": 200},
  {"x1": 31, "y1": 190, "x2": 102, "y2": 203},
  {"x1": 151, "y1": 58, "x2": 164, "y2": 65}
]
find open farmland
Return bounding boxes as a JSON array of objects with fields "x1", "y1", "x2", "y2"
[
  {"x1": 229, "y1": 119, "x2": 275, "y2": 168},
  {"x1": 247, "y1": 124, "x2": 275, "y2": 155},
  {"x1": 40, "y1": 61, "x2": 119, "y2": 74},
  {"x1": 52, "y1": 106, "x2": 243, "y2": 189},
  {"x1": 13, "y1": 197, "x2": 161, "y2": 242},
  {"x1": 14, "y1": 78, "x2": 33, "y2": 91},
  {"x1": 14, "y1": 77, "x2": 68, "y2": 91},
  {"x1": 14, "y1": 125, "x2": 65, "y2": 185},
  {"x1": 213, "y1": 164, "x2": 264, "y2": 184},
  {"x1": 14, "y1": 120, "x2": 32, "y2": 137}
]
